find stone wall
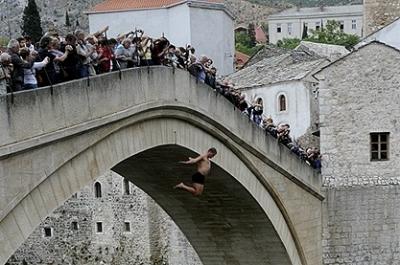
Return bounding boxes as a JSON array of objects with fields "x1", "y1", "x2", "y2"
[
  {"x1": 316, "y1": 42, "x2": 400, "y2": 264},
  {"x1": 322, "y1": 185, "x2": 400, "y2": 265},
  {"x1": 6, "y1": 171, "x2": 201, "y2": 265},
  {"x1": 363, "y1": 0, "x2": 400, "y2": 36}
]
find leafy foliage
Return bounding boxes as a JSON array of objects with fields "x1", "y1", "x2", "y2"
[
  {"x1": 305, "y1": 20, "x2": 360, "y2": 49},
  {"x1": 276, "y1": 21, "x2": 360, "y2": 50},
  {"x1": 244, "y1": 0, "x2": 361, "y2": 7},
  {"x1": 248, "y1": 23, "x2": 257, "y2": 47},
  {"x1": 277, "y1": 38, "x2": 301, "y2": 49},
  {"x1": 0, "y1": 36, "x2": 9, "y2": 47},
  {"x1": 235, "y1": 31, "x2": 261, "y2": 56},
  {"x1": 21, "y1": 0, "x2": 43, "y2": 42}
]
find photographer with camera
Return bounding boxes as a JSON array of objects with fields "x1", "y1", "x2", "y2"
[{"x1": 115, "y1": 38, "x2": 136, "y2": 69}]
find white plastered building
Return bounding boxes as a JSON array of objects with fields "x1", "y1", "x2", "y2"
[
  {"x1": 355, "y1": 17, "x2": 400, "y2": 50},
  {"x1": 268, "y1": 5, "x2": 363, "y2": 44},
  {"x1": 86, "y1": 0, "x2": 235, "y2": 75}
]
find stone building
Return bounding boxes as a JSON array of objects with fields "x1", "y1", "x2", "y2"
[
  {"x1": 314, "y1": 41, "x2": 400, "y2": 265},
  {"x1": 6, "y1": 171, "x2": 201, "y2": 265},
  {"x1": 227, "y1": 41, "x2": 348, "y2": 147},
  {"x1": 363, "y1": 0, "x2": 400, "y2": 36},
  {"x1": 268, "y1": 5, "x2": 363, "y2": 44}
]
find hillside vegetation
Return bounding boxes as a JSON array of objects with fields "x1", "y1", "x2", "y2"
[{"x1": 245, "y1": 0, "x2": 362, "y2": 7}]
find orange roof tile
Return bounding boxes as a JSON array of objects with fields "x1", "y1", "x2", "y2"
[
  {"x1": 92, "y1": 0, "x2": 222, "y2": 12},
  {"x1": 255, "y1": 26, "x2": 267, "y2": 43},
  {"x1": 235, "y1": 51, "x2": 250, "y2": 65}
]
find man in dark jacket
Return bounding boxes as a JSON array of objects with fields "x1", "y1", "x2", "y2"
[{"x1": 7, "y1": 39, "x2": 33, "y2": 91}]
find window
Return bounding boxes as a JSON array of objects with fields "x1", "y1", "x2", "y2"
[
  {"x1": 315, "y1": 21, "x2": 321, "y2": 30},
  {"x1": 72, "y1": 221, "x2": 79, "y2": 230},
  {"x1": 339, "y1": 21, "x2": 344, "y2": 31},
  {"x1": 124, "y1": 222, "x2": 131, "y2": 232},
  {"x1": 277, "y1": 24, "x2": 282, "y2": 33},
  {"x1": 352, "y1": 19, "x2": 357, "y2": 30},
  {"x1": 279, "y1": 95, "x2": 287, "y2": 111},
  {"x1": 370, "y1": 133, "x2": 389, "y2": 161},
  {"x1": 123, "y1": 179, "x2": 130, "y2": 195},
  {"x1": 44, "y1": 227, "x2": 52, "y2": 237},
  {"x1": 287, "y1": 23, "x2": 292, "y2": 35},
  {"x1": 96, "y1": 222, "x2": 103, "y2": 233},
  {"x1": 94, "y1": 182, "x2": 102, "y2": 198}
]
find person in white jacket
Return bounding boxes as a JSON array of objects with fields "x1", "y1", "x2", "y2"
[{"x1": 19, "y1": 48, "x2": 49, "y2": 90}]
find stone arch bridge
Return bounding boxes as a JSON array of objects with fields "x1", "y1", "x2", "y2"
[{"x1": 0, "y1": 67, "x2": 323, "y2": 265}]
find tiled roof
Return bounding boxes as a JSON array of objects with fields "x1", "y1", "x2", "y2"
[
  {"x1": 92, "y1": 0, "x2": 222, "y2": 12},
  {"x1": 228, "y1": 52, "x2": 326, "y2": 89},
  {"x1": 295, "y1": 41, "x2": 349, "y2": 61},
  {"x1": 235, "y1": 51, "x2": 250, "y2": 64}
]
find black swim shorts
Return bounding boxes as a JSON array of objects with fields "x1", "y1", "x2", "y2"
[{"x1": 192, "y1": 172, "x2": 205, "y2": 184}]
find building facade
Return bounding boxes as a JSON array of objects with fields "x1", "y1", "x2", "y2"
[
  {"x1": 268, "y1": 5, "x2": 363, "y2": 44},
  {"x1": 87, "y1": 0, "x2": 235, "y2": 75},
  {"x1": 6, "y1": 171, "x2": 201, "y2": 265},
  {"x1": 315, "y1": 41, "x2": 400, "y2": 265},
  {"x1": 228, "y1": 42, "x2": 348, "y2": 145}
]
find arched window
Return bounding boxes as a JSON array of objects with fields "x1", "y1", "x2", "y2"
[
  {"x1": 94, "y1": 182, "x2": 102, "y2": 198},
  {"x1": 279, "y1": 94, "x2": 287, "y2": 112},
  {"x1": 123, "y1": 179, "x2": 130, "y2": 195}
]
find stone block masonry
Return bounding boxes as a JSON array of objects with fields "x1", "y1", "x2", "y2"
[
  {"x1": 322, "y1": 185, "x2": 400, "y2": 265},
  {"x1": 316, "y1": 42, "x2": 400, "y2": 265},
  {"x1": 6, "y1": 171, "x2": 202, "y2": 265},
  {"x1": 363, "y1": 0, "x2": 400, "y2": 36}
]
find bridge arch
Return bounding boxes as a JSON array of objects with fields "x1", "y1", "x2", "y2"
[{"x1": 0, "y1": 67, "x2": 322, "y2": 264}]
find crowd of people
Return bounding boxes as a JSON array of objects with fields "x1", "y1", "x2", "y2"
[
  {"x1": 214, "y1": 81, "x2": 322, "y2": 169},
  {"x1": 0, "y1": 26, "x2": 320, "y2": 169},
  {"x1": 0, "y1": 26, "x2": 218, "y2": 94}
]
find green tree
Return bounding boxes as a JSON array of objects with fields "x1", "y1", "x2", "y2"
[
  {"x1": 277, "y1": 38, "x2": 301, "y2": 49},
  {"x1": 301, "y1": 22, "x2": 308, "y2": 39},
  {"x1": 21, "y1": 0, "x2": 43, "y2": 42},
  {"x1": 248, "y1": 23, "x2": 257, "y2": 47},
  {"x1": 0, "y1": 36, "x2": 9, "y2": 47},
  {"x1": 235, "y1": 31, "x2": 261, "y2": 56},
  {"x1": 235, "y1": 32, "x2": 252, "y2": 47},
  {"x1": 65, "y1": 10, "x2": 71, "y2": 27},
  {"x1": 305, "y1": 20, "x2": 360, "y2": 50}
]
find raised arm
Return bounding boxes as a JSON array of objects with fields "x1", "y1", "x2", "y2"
[{"x1": 180, "y1": 154, "x2": 204, "y2": 164}]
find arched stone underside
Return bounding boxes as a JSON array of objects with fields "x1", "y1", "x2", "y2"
[
  {"x1": 0, "y1": 67, "x2": 323, "y2": 265},
  {"x1": 114, "y1": 145, "x2": 293, "y2": 265}
]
